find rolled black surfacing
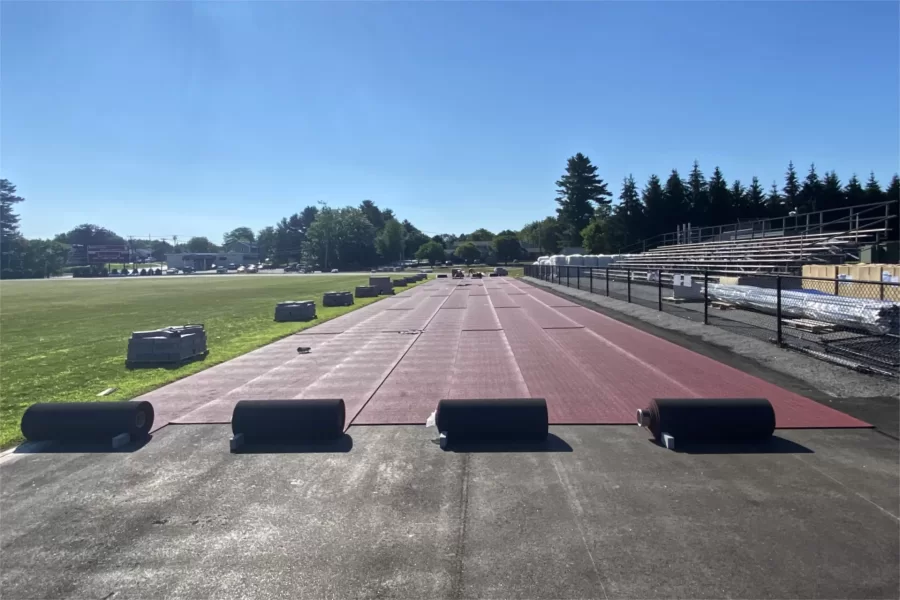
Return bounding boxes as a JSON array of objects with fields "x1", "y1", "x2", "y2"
[
  {"x1": 436, "y1": 398, "x2": 548, "y2": 442},
  {"x1": 643, "y1": 397, "x2": 775, "y2": 443},
  {"x1": 20, "y1": 401, "x2": 154, "y2": 443},
  {"x1": 231, "y1": 399, "x2": 345, "y2": 443}
]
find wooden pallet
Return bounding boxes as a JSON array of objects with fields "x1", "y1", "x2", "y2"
[
  {"x1": 710, "y1": 300, "x2": 736, "y2": 310},
  {"x1": 781, "y1": 318, "x2": 836, "y2": 334}
]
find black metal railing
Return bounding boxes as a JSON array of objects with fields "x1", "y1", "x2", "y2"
[
  {"x1": 524, "y1": 264, "x2": 900, "y2": 377},
  {"x1": 618, "y1": 199, "x2": 897, "y2": 254}
]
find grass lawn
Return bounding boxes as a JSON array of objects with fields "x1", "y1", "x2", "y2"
[{"x1": 0, "y1": 274, "x2": 414, "y2": 448}]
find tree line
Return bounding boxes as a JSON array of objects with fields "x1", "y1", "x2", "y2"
[
  {"x1": 521, "y1": 154, "x2": 899, "y2": 255},
  {"x1": 0, "y1": 182, "x2": 522, "y2": 279},
  {"x1": 3, "y1": 154, "x2": 896, "y2": 278}
]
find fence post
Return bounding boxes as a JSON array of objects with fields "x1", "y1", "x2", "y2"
[
  {"x1": 627, "y1": 269, "x2": 632, "y2": 303},
  {"x1": 567, "y1": 266, "x2": 570, "y2": 287},
  {"x1": 880, "y1": 280, "x2": 884, "y2": 301},
  {"x1": 577, "y1": 267, "x2": 580, "y2": 290},
  {"x1": 776, "y1": 276, "x2": 783, "y2": 346},
  {"x1": 657, "y1": 271, "x2": 662, "y2": 311},
  {"x1": 606, "y1": 268, "x2": 610, "y2": 296},
  {"x1": 589, "y1": 268, "x2": 593, "y2": 294},
  {"x1": 834, "y1": 273, "x2": 839, "y2": 296},
  {"x1": 703, "y1": 271, "x2": 709, "y2": 325}
]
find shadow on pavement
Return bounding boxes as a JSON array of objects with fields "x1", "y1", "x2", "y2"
[{"x1": 439, "y1": 433, "x2": 573, "y2": 453}]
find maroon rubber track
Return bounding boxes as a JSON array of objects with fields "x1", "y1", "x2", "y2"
[{"x1": 136, "y1": 278, "x2": 869, "y2": 430}]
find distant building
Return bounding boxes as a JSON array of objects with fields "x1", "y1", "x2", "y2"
[{"x1": 165, "y1": 240, "x2": 260, "y2": 270}]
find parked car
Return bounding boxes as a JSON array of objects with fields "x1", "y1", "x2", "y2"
[
  {"x1": 237, "y1": 265, "x2": 246, "y2": 273},
  {"x1": 216, "y1": 266, "x2": 228, "y2": 274},
  {"x1": 247, "y1": 265, "x2": 258, "y2": 273},
  {"x1": 284, "y1": 264, "x2": 300, "y2": 272},
  {"x1": 166, "y1": 268, "x2": 178, "y2": 275},
  {"x1": 182, "y1": 266, "x2": 194, "y2": 274},
  {"x1": 228, "y1": 263, "x2": 237, "y2": 270},
  {"x1": 330, "y1": 268, "x2": 339, "y2": 273}
]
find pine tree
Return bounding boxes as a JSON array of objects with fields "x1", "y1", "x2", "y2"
[
  {"x1": 864, "y1": 171, "x2": 884, "y2": 204},
  {"x1": 799, "y1": 163, "x2": 823, "y2": 213},
  {"x1": 783, "y1": 161, "x2": 800, "y2": 213},
  {"x1": 886, "y1": 175, "x2": 899, "y2": 203},
  {"x1": 707, "y1": 167, "x2": 733, "y2": 225},
  {"x1": 617, "y1": 175, "x2": 645, "y2": 242},
  {"x1": 0, "y1": 179, "x2": 25, "y2": 270},
  {"x1": 730, "y1": 179, "x2": 748, "y2": 220},
  {"x1": 686, "y1": 160, "x2": 709, "y2": 226},
  {"x1": 659, "y1": 170, "x2": 690, "y2": 237},
  {"x1": 555, "y1": 153, "x2": 612, "y2": 246},
  {"x1": 820, "y1": 171, "x2": 844, "y2": 211},
  {"x1": 766, "y1": 181, "x2": 785, "y2": 218},
  {"x1": 641, "y1": 173, "x2": 668, "y2": 238},
  {"x1": 844, "y1": 174, "x2": 866, "y2": 207},
  {"x1": 886, "y1": 175, "x2": 900, "y2": 242},
  {"x1": 746, "y1": 177, "x2": 767, "y2": 219}
]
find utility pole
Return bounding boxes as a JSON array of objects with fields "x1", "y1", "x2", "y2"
[{"x1": 317, "y1": 200, "x2": 329, "y2": 271}]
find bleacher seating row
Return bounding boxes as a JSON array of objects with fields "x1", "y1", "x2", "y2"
[{"x1": 608, "y1": 229, "x2": 885, "y2": 274}]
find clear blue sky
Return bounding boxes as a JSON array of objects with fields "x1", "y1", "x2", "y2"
[{"x1": 3, "y1": 1, "x2": 898, "y2": 242}]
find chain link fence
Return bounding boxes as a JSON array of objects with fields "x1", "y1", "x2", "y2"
[{"x1": 525, "y1": 264, "x2": 900, "y2": 377}]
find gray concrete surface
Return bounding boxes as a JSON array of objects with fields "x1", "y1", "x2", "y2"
[
  {"x1": 523, "y1": 276, "x2": 900, "y2": 402},
  {"x1": 2, "y1": 425, "x2": 898, "y2": 599}
]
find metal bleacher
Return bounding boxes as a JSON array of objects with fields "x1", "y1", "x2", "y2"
[{"x1": 612, "y1": 201, "x2": 895, "y2": 275}]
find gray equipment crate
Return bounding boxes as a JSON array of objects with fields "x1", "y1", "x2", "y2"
[
  {"x1": 274, "y1": 300, "x2": 317, "y2": 322},
  {"x1": 126, "y1": 324, "x2": 208, "y2": 368},
  {"x1": 323, "y1": 291, "x2": 354, "y2": 307}
]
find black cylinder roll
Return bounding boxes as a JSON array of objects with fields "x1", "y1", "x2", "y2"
[
  {"x1": 642, "y1": 398, "x2": 775, "y2": 443},
  {"x1": 231, "y1": 399, "x2": 345, "y2": 443},
  {"x1": 20, "y1": 401, "x2": 154, "y2": 443},
  {"x1": 435, "y1": 398, "x2": 548, "y2": 442}
]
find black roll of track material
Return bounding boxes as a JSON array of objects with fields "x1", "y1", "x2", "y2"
[
  {"x1": 436, "y1": 398, "x2": 548, "y2": 442},
  {"x1": 231, "y1": 399, "x2": 345, "y2": 443},
  {"x1": 20, "y1": 401, "x2": 154, "y2": 443},
  {"x1": 638, "y1": 398, "x2": 775, "y2": 443}
]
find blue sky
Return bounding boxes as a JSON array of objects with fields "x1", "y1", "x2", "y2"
[{"x1": 3, "y1": 1, "x2": 898, "y2": 242}]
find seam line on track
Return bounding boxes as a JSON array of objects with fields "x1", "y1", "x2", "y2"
[
  {"x1": 516, "y1": 281, "x2": 698, "y2": 398},
  {"x1": 790, "y1": 454, "x2": 900, "y2": 522},
  {"x1": 486, "y1": 289, "x2": 531, "y2": 398},
  {"x1": 550, "y1": 455, "x2": 609, "y2": 600},
  {"x1": 348, "y1": 286, "x2": 455, "y2": 427}
]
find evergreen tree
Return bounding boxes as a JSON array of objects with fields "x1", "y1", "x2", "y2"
[
  {"x1": 707, "y1": 166, "x2": 732, "y2": 225},
  {"x1": 0, "y1": 179, "x2": 24, "y2": 270},
  {"x1": 886, "y1": 175, "x2": 900, "y2": 242},
  {"x1": 844, "y1": 174, "x2": 866, "y2": 207},
  {"x1": 730, "y1": 179, "x2": 748, "y2": 220},
  {"x1": 746, "y1": 177, "x2": 767, "y2": 219},
  {"x1": 799, "y1": 163, "x2": 823, "y2": 213},
  {"x1": 359, "y1": 200, "x2": 385, "y2": 230},
  {"x1": 657, "y1": 170, "x2": 690, "y2": 237},
  {"x1": 614, "y1": 174, "x2": 645, "y2": 245},
  {"x1": 766, "y1": 182, "x2": 785, "y2": 218},
  {"x1": 820, "y1": 171, "x2": 844, "y2": 211},
  {"x1": 864, "y1": 171, "x2": 884, "y2": 204},
  {"x1": 641, "y1": 173, "x2": 668, "y2": 238},
  {"x1": 686, "y1": 160, "x2": 710, "y2": 226},
  {"x1": 783, "y1": 161, "x2": 800, "y2": 213},
  {"x1": 555, "y1": 153, "x2": 612, "y2": 246},
  {"x1": 886, "y1": 175, "x2": 900, "y2": 203}
]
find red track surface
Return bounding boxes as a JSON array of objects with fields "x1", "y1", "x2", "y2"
[{"x1": 136, "y1": 277, "x2": 870, "y2": 431}]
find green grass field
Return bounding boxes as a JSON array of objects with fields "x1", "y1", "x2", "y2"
[{"x1": 0, "y1": 275, "x2": 413, "y2": 448}]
